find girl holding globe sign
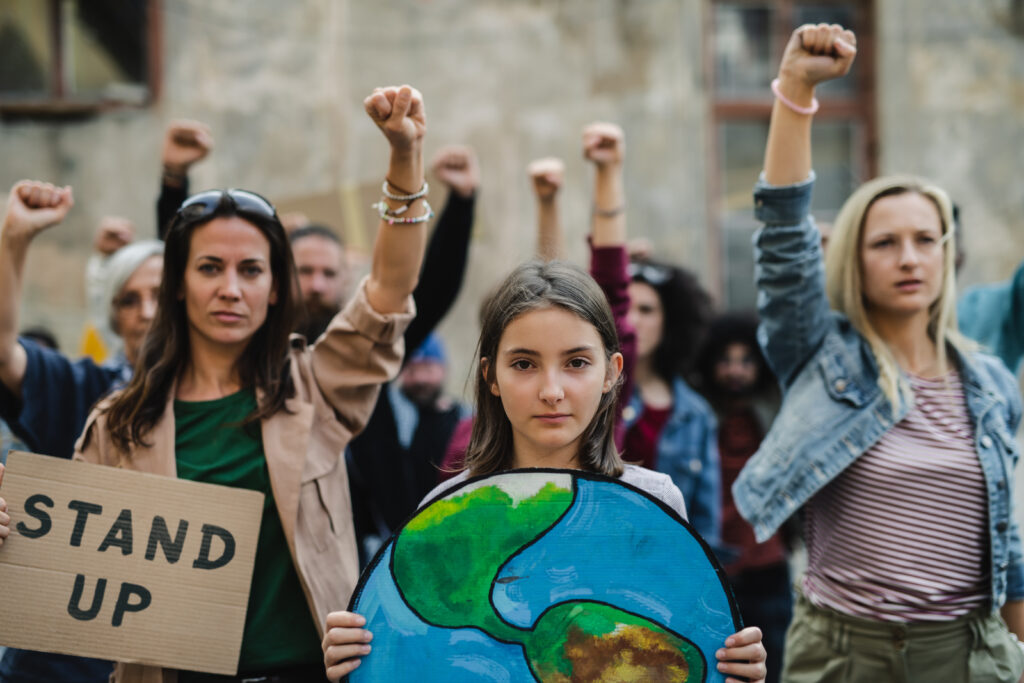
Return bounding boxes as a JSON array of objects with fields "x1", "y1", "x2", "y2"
[{"x1": 322, "y1": 258, "x2": 768, "y2": 683}]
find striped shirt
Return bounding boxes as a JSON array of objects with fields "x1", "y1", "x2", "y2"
[{"x1": 803, "y1": 370, "x2": 989, "y2": 622}]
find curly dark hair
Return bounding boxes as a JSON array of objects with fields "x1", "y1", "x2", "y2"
[
  {"x1": 629, "y1": 258, "x2": 712, "y2": 383},
  {"x1": 693, "y1": 311, "x2": 775, "y2": 404}
]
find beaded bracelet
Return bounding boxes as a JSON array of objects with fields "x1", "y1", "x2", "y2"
[
  {"x1": 382, "y1": 180, "x2": 428, "y2": 202},
  {"x1": 372, "y1": 199, "x2": 434, "y2": 225}
]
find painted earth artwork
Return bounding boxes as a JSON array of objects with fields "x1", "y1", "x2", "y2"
[{"x1": 348, "y1": 469, "x2": 741, "y2": 682}]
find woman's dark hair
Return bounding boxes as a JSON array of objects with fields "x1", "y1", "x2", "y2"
[
  {"x1": 464, "y1": 260, "x2": 624, "y2": 478},
  {"x1": 104, "y1": 191, "x2": 300, "y2": 452},
  {"x1": 630, "y1": 258, "x2": 712, "y2": 383},
  {"x1": 693, "y1": 311, "x2": 774, "y2": 405}
]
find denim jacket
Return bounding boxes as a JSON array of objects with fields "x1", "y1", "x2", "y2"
[
  {"x1": 733, "y1": 174, "x2": 1024, "y2": 607},
  {"x1": 624, "y1": 378, "x2": 721, "y2": 549}
]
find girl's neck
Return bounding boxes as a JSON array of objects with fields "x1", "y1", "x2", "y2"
[
  {"x1": 869, "y1": 309, "x2": 940, "y2": 377},
  {"x1": 177, "y1": 334, "x2": 246, "y2": 400},
  {"x1": 511, "y1": 435, "x2": 581, "y2": 471}
]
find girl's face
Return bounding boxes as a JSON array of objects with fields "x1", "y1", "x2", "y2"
[
  {"x1": 180, "y1": 216, "x2": 277, "y2": 356},
  {"x1": 627, "y1": 281, "x2": 664, "y2": 361},
  {"x1": 486, "y1": 306, "x2": 622, "y2": 470},
  {"x1": 859, "y1": 192, "x2": 945, "y2": 322}
]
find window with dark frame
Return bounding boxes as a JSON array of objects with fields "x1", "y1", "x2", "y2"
[
  {"x1": 709, "y1": 0, "x2": 876, "y2": 310},
  {"x1": 0, "y1": 0, "x2": 159, "y2": 113}
]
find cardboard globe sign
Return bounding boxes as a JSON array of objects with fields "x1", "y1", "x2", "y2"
[{"x1": 348, "y1": 469, "x2": 741, "y2": 682}]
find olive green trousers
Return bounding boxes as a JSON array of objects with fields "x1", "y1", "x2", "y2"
[{"x1": 783, "y1": 591, "x2": 1024, "y2": 683}]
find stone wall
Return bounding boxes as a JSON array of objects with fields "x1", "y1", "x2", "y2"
[
  {"x1": 1, "y1": 0, "x2": 1021, "y2": 397},
  {"x1": 877, "y1": 0, "x2": 1024, "y2": 286}
]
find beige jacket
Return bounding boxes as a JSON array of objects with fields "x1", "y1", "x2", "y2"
[{"x1": 73, "y1": 280, "x2": 413, "y2": 683}]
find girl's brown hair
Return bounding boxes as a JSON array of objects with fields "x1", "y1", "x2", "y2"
[{"x1": 464, "y1": 260, "x2": 624, "y2": 477}]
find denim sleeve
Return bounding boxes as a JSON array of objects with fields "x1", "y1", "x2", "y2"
[
  {"x1": 1007, "y1": 519, "x2": 1024, "y2": 602},
  {"x1": 753, "y1": 172, "x2": 831, "y2": 388},
  {"x1": 686, "y1": 415, "x2": 722, "y2": 550},
  {"x1": 1006, "y1": 384, "x2": 1024, "y2": 601},
  {"x1": 958, "y1": 258, "x2": 1024, "y2": 375}
]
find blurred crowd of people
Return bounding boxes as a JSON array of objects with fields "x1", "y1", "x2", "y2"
[{"x1": 0, "y1": 20, "x2": 1022, "y2": 683}]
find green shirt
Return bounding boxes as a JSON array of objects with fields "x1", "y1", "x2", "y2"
[{"x1": 174, "y1": 389, "x2": 321, "y2": 680}]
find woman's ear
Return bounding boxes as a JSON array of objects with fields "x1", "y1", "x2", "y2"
[
  {"x1": 603, "y1": 352, "x2": 624, "y2": 393},
  {"x1": 269, "y1": 278, "x2": 279, "y2": 306},
  {"x1": 481, "y1": 357, "x2": 500, "y2": 397}
]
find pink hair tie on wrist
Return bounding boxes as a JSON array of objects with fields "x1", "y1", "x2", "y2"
[{"x1": 771, "y1": 78, "x2": 820, "y2": 115}]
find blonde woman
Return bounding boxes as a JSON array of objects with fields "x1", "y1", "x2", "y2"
[{"x1": 733, "y1": 24, "x2": 1024, "y2": 682}]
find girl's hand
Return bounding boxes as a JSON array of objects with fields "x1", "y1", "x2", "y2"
[
  {"x1": 778, "y1": 23, "x2": 857, "y2": 91},
  {"x1": 363, "y1": 85, "x2": 426, "y2": 153},
  {"x1": 2, "y1": 181, "x2": 74, "y2": 245},
  {"x1": 323, "y1": 610, "x2": 373, "y2": 682},
  {"x1": 716, "y1": 626, "x2": 767, "y2": 683}
]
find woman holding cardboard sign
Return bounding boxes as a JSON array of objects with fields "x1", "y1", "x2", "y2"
[{"x1": 4, "y1": 85, "x2": 426, "y2": 683}]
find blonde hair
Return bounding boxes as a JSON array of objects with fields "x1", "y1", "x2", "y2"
[{"x1": 823, "y1": 175, "x2": 973, "y2": 410}]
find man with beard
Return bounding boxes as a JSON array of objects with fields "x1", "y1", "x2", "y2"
[
  {"x1": 694, "y1": 312, "x2": 790, "y2": 683},
  {"x1": 347, "y1": 333, "x2": 467, "y2": 562},
  {"x1": 290, "y1": 224, "x2": 350, "y2": 341}
]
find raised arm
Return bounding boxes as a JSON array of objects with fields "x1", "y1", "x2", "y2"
[
  {"x1": 403, "y1": 145, "x2": 478, "y2": 355},
  {"x1": 0, "y1": 182, "x2": 74, "y2": 397},
  {"x1": 310, "y1": 86, "x2": 428, "y2": 435},
  {"x1": 363, "y1": 85, "x2": 429, "y2": 314},
  {"x1": 527, "y1": 157, "x2": 565, "y2": 261},
  {"x1": 755, "y1": 24, "x2": 856, "y2": 387},
  {"x1": 582, "y1": 123, "x2": 635, "y2": 447},
  {"x1": 157, "y1": 119, "x2": 213, "y2": 238}
]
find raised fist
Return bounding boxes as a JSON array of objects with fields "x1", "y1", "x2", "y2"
[
  {"x1": 432, "y1": 145, "x2": 479, "y2": 199},
  {"x1": 364, "y1": 85, "x2": 426, "y2": 151},
  {"x1": 527, "y1": 157, "x2": 565, "y2": 201},
  {"x1": 162, "y1": 120, "x2": 214, "y2": 175},
  {"x1": 2, "y1": 181, "x2": 74, "y2": 243},
  {"x1": 778, "y1": 23, "x2": 856, "y2": 89},
  {"x1": 582, "y1": 122, "x2": 625, "y2": 168},
  {"x1": 93, "y1": 216, "x2": 135, "y2": 256}
]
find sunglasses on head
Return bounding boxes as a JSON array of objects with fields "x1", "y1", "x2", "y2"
[
  {"x1": 175, "y1": 188, "x2": 279, "y2": 223},
  {"x1": 628, "y1": 261, "x2": 671, "y2": 285}
]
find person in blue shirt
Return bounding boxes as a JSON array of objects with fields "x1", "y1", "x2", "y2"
[
  {"x1": 0, "y1": 182, "x2": 163, "y2": 683},
  {"x1": 959, "y1": 258, "x2": 1024, "y2": 376}
]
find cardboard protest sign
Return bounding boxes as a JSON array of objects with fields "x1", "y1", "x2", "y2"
[
  {"x1": 349, "y1": 468, "x2": 742, "y2": 682},
  {"x1": 0, "y1": 451, "x2": 264, "y2": 675}
]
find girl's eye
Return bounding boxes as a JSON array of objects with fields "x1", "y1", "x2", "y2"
[
  {"x1": 511, "y1": 360, "x2": 533, "y2": 371},
  {"x1": 198, "y1": 263, "x2": 219, "y2": 274},
  {"x1": 871, "y1": 238, "x2": 894, "y2": 249},
  {"x1": 917, "y1": 234, "x2": 937, "y2": 245},
  {"x1": 242, "y1": 265, "x2": 264, "y2": 277},
  {"x1": 568, "y1": 358, "x2": 591, "y2": 369}
]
